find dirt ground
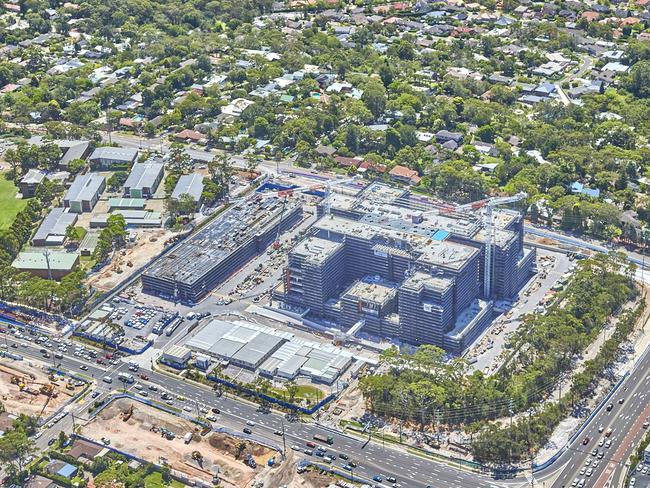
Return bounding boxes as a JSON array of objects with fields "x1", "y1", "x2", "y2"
[
  {"x1": 0, "y1": 362, "x2": 80, "y2": 417},
  {"x1": 86, "y1": 228, "x2": 177, "y2": 291},
  {"x1": 82, "y1": 399, "x2": 275, "y2": 487},
  {"x1": 254, "y1": 450, "x2": 340, "y2": 488}
]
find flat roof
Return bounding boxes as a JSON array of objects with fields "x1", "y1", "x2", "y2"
[
  {"x1": 344, "y1": 278, "x2": 397, "y2": 304},
  {"x1": 401, "y1": 271, "x2": 453, "y2": 293},
  {"x1": 144, "y1": 197, "x2": 299, "y2": 286},
  {"x1": 417, "y1": 239, "x2": 479, "y2": 271},
  {"x1": 171, "y1": 173, "x2": 204, "y2": 201},
  {"x1": 64, "y1": 173, "x2": 105, "y2": 203},
  {"x1": 124, "y1": 162, "x2": 164, "y2": 190},
  {"x1": 12, "y1": 251, "x2": 78, "y2": 271},
  {"x1": 108, "y1": 197, "x2": 146, "y2": 209},
  {"x1": 231, "y1": 333, "x2": 285, "y2": 366},
  {"x1": 292, "y1": 236, "x2": 343, "y2": 264}
]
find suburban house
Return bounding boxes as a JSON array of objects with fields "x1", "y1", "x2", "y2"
[
  {"x1": 435, "y1": 129, "x2": 464, "y2": 145},
  {"x1": 64, "y1": 173, "x2": 106, "y2": 213},
  {"x1": 389, "y1": 165, "x2": 421, "y2": 185},
  {"x1": 18, "y1": 169, "x2": 46, "y2": 198},
  {"x1": 123, "y1": 161, "x2": 164, "y2": 198},
  {"x1": 88, "y1": 146, "x2": 138, "y2": 169},
  {"x1": 32, "y1": 208, "x2": 78, "y2": 246}
]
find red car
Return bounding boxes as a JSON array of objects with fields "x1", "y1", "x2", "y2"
[
  {"x1": 96, "y1": 358, "x2": 105, "y2": 364},
  {"x1": 140, "y1": 374, "x2": 149, "y2": 380},
  {"x1": 582, "y1": 437, "x2": 590, "y2": 445}
]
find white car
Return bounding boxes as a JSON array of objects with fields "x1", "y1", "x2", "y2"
[
  {"x1": 246, "y1": 420, "x2": 256, "y2": 427},
  {"x1": 183, "y1": 406, "x2": 192, "y2": 412},
  {"x1": 291, "y1": 445, "x2": 301, "y2": 451}
]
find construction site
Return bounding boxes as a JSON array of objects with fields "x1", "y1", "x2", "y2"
[
  {"x1": 142, "y1": 194, "x2": 304, "y2": 304},
  {"x1": 272, "y1": 181, "x2": 536, "y2": 354},
  {"x1": 82, "y1": 398, "x2": 276, "y2": 487},
  {"x1": 0, "y1": 362, "x2": 81, "y2": 419}
]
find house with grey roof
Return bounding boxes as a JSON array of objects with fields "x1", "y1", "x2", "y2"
[
  {"x1": 32, "y1": 208, "x2": 78, "y2": 247},
  {"x1": 171, "y1": 173, "x2": 204, "y2": 203},
  {"x1": 64, "y1": 173, "x2": 106, "y2": 213},
  {"x1": 88, "y1": 146, "x2": 138, "y2": 169},
  {"x1": 123, "y1": 161, "x2": 164, "y2": 198},
  {"x1": 18, "y1": 169, "x2": 46, "y2": 198}
]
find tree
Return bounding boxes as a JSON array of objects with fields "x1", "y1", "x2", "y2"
[
  {"x1": 167, "y1": 193, "x2": 198, "y2": 216},
  {"x1": 624, "y1": 61, "x2": 650, "y2": 98},
  {"x1": 0, "y1": 428, "x2": 34, "y2": 475},
  {"x1": 208, "y1": 153, "x2": 233, "y2": 193},
  {"x1": 245, "y1": 154, "x2": 259, "y2": 175},
  {"x1": 57, "y1": 430, "x2": 68, "y2": 447},
  {"x1": 65, "y1": 225, "x2": 81, "y2": 245},
  {"x1": 362, "y1": 80, "x2": 387, "y2": 119},
  {"x1": 285, "y1": 380, "x2": 299, "y2": 403},
  {"x1": 107, "y1": 171, "x2": 128, "y2": 191}
]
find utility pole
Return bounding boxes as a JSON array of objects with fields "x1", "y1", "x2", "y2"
[{"x1": 281, "y1": 419, "x2": 287, "y2": 459}]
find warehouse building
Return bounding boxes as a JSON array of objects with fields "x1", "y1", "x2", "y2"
[
  {"x1": 90, "y1": 210, "x2": 162, "y2": 228},
  {"x1": 63, "y1": 173, "x2": 106, "y2": 213},
  {"x1": 161, "y1": 345, "x2": 192, "y2": 369},
  {"x1": 275, "y1": 182, "x2": 535, "y2": 354},
  {"x1": 171, "y1": 173, "x2": 204, "y2": 203},
  {"x1": 12, "y1": 251, "x2": 79, "y2": 279},
  {"x1": 88, "y1": 146, "x2": 138, "y2": 169},
  {"x1": 108, "y1": 197, "x2": 146, "y2": 210},
  {"x1": 185, "y1": 319, "x2": 353, "y2": 384},
  {"x1": 142, "y1": 197, "x2": 302, "y2": 303},
  {"x1": 123, "y1": 161, "x2": 164, "y2": 198},
  {"x1": 32, "y1": 208, "x2": 78, "y2": 246}
]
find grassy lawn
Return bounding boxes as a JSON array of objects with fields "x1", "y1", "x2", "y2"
[
  {"x1": 270, "y1": 384, "x2": 324, "y2": 402},
  {"x1": 0, "y1": 174, "x2": 27, "y2": 229},
  {"x1": 144, "y1": 472, "x2": 185, "y2": 488},
  {"x1": 79, "y1": 255, "x2": 97, "y2": 271}
]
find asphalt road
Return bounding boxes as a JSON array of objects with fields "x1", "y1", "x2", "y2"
[
  {"x1": 4, "y1": 290, "x2": 650, "y2": 488},
  {"x1": 3, "y1": 333, "x2": 496, "y2": 488},
  {"x1": 532, "y1": 344, "x2": 650, "y2": 488}
]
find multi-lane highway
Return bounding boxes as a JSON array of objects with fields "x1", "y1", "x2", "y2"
[
  {"x1": 2, "y1": 330, "x2": 498, "y2": 488},
  {"x1": 3, "y1": 311, "x2": 650, "y2": 488},
  {"x1": 531, "y1": 344, "x2": 650, "y2": 488}
]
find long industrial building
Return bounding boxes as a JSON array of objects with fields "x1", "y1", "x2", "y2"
[
  {"x1": 274, "y1": 182, "x2": 535, "y2": 354},
  {"x1": 142, "y1": 196, "x2": 303, "y2": 303}
]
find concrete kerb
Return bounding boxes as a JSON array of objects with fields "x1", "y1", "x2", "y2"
[{"x1": 532, "y1": 302, "x2": 650, "y2": 473}]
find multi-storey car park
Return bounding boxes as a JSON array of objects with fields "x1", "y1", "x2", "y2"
[
  {"x1": 273, "y1": 182, "x2": 536, "y2": 354},
  {"x1": 141, "y1": 196, "x2": 303, "y2": 304}
]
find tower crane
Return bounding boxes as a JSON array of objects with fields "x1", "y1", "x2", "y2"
[
  {"x1": 366, "y1": 191, "x2": 528, "y2": 299},
  {"x1": 448, "y1": 192, "x2": 528, "y2": 298},
  {"x1": 234, "y1": 175, "x2": 362, "y2": 249},
  {"x1": 255, "y1": 175, "x2": 361, "y2": 215}
]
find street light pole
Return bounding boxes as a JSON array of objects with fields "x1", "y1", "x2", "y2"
[{"x1": 281, "y1": 419, "x2": 287, "y2": 459}]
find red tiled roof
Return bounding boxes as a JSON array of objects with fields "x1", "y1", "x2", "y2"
[
  {"x1": 175, "y1": 129, "x2": 203, "y2": 141},
  {"x1": 389, "y1": 164, "x2": 418, "y2": 179},
  {"x1": 581, "y1": 11, "x2": 599, "y2": 21}
]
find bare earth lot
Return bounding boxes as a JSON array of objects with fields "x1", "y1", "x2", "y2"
[
  {"x1": 0, "y1": 361, "x2": 80, "y2": 417},
  {"x1": 86, "y1": 229, "x2": 176, "y2": 291},
  {"x1": 82, "y1": 398, "x2": 275, "y2": 487}
]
